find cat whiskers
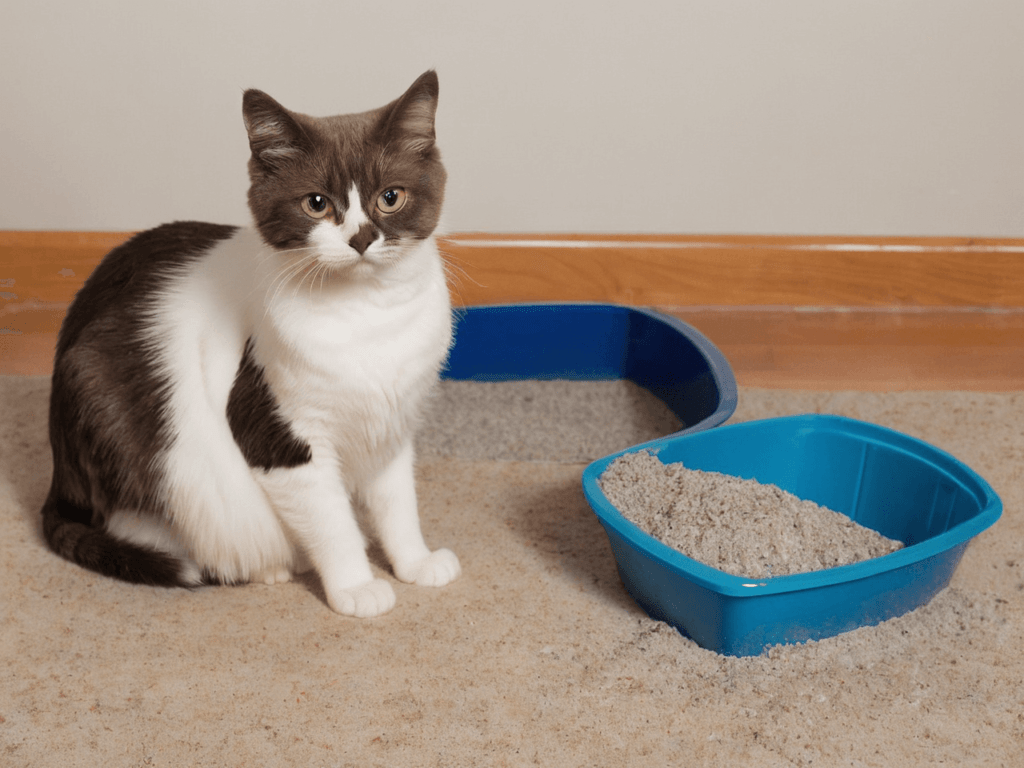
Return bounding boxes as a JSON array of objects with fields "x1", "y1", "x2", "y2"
[
  {"x1": 287, "y1": 257, "x2": 338, "y2": 304},
  {"x1": 276, "y1": 248, "x2": 355, "y2": 305},
  {"x1": 310, "y1": 259, "x2": 334, "y2": 298},
  {"x1": 253, "y1": 246, "x2": 322, "y2": 327},
  {"x1": 436, "y1": 247, "x2": 483, "y2": 310}
]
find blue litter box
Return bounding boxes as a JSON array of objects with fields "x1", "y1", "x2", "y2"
[
  {"x1": 582, "y1": 415, "x2": 1003, "y2": 657},
  {"x1": 443, "y1": 303, "x2": 738, "y2": 436}
]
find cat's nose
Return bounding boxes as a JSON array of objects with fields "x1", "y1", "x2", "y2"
[{"x1": 349, "y1": 223, "x2": 378, "y2": 255}]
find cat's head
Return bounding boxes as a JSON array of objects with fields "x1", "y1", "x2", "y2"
[{"x1": 242, "y1": 71, "x2": 446, "y2": 275}]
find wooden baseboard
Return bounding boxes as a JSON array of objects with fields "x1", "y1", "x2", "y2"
[
  {"x1": 3, "y1": 230, "x2": 1023, "y2": 309},
  {"x1": 668, "y1": 307, "x2": 1024, "y2": 391},
  {"x1": 442, "y1": 233, "x2": 1024, "y2": 308},
  {"x1": 3, "y1": 231, "x2": 1024, "y2": 387}
]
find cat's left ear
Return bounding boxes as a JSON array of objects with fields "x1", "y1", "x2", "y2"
[
  {"x1": 384, "y1": 70, "x2": 440, "y2": 156},
  {"x1": 242, "y1": 89, "x2": 307, "y2": 171}
]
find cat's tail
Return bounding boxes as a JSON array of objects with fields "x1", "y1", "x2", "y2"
[{"x1": 41, "y1": 493, "x2": 187, "y2": 587}]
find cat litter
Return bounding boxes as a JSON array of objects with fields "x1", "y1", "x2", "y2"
[
  {"x1": 582, "y1": 414, "x2": 1002, "y2": 656},
  {"x1": 598, "y1": 450, "x2": 903, "y2": 580}
]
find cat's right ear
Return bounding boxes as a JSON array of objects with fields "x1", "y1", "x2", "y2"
[{"x1": 242, "y1": 90, "x2": 305, "y2": 172}]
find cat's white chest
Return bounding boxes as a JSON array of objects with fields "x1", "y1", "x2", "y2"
[
  {"x1": 254, "y1": 241, "x2": 452, "y2": 466},
  {"x1": 287, "y1": 293, "x2": 446, "y2": 399}
]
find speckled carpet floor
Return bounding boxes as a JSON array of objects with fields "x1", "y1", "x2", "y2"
[{"x1": 1, "y1": 376, "x2": 1021, "y2": 767}]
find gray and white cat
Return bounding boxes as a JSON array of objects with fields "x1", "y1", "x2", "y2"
[{"x1": 41, "y1": 71, "x2": 460, "y2": 617}]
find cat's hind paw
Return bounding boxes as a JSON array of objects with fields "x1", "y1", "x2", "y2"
[
  {"x1": 326, "y1": 578, "x2": 396, "y2": 618},
  {"x1": 394, "y1": 548, "x2": 461, "y2": 587}
]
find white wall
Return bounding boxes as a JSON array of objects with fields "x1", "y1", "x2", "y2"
[{"x1": 1, "y1": 0, "x2": 1021, "y2": 236}]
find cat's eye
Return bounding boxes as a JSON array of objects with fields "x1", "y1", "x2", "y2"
[
  {"x1": 301, "y1": 194, "x2": 332, "y2": 219},
  {"x1": 377, "y1": 188, "x2": 407, "y2": 214}
]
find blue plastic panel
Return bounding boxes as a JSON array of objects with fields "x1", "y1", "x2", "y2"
[
  {"x1": 442, "y1": 303, "x2": 738, "y2": 435},
  {"x1": 444, "y1": 304, "x2": 631, "y2": 381}
]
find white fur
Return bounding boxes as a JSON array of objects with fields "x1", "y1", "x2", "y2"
[{"x1": 113, "y1": 198, "x2": 458, "y2": 615}]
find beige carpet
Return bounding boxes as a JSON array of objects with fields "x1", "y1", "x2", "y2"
[{"x1": 1, "y1": 376, "x2": 1021, "y2": 766}]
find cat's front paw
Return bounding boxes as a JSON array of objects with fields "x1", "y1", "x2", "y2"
[
  {"x1": 326, "y1": 578, "x2": 396, "y2": 618},
  {"x1": 255, "y1": 566, "x2": 292, "y2": 585},
  {"x1": 394, "y1": 549, "x2": 461, "y2": 587}
]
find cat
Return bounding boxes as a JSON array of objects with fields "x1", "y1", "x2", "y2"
[{"x1": 40, "y1": 70, "x2": 460, "y2": 618}]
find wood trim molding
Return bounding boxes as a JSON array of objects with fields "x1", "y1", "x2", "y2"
[
  {"x1": 441, "y1": 233, "x2": 1024, "y2": 309},
  {"x1": 2, "y1": 231, "x2": 1023, "y2": 311}
]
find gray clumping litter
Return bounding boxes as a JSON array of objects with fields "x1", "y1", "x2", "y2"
[
  {"x1": 418, "y1": 379, "x2": 683, "y2": 462},
  {"x1": 598, "y1": 450, "x2": 903, "y2": 578}
]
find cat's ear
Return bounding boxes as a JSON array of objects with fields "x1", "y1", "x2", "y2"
[
  {"x1": 383, "y1": 70, "x2": 440, "y2": 156},
  {"x1": 242, "y1": 90, "x2": 306, "y2": 171}
]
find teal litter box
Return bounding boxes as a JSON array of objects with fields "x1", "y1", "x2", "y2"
[{"x1": 582, "y1": 415, "x2": 1002, "y2": 657}]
